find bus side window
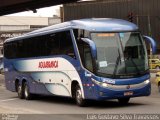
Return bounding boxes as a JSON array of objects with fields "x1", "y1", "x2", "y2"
[
  {"x1": 84, "y1": 45, "x2": 93, "y2": 72},
  {"x1": 77, "y1": 40, "x2": 93, "y2": 72},
  {"x1": 48, "y1": 38, "x2": 59, "y2": 55},
  {"x1": 4, "y1": 41, "x2": 19, "y2": 59},
  {"x1": 59, "y1": 31, "x2": 76, "y2": 59}
]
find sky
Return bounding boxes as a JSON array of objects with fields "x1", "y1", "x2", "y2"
[{"x1": 6, "y1": 5, "x2": 61, "y2": 17}]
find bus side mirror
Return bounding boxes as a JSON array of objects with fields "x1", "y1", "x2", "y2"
[
  {"x1": 143, "y1": 36, "x2": 156, "y2": 54},
  {"x1": 81, "y1": 38, "x2": 97, "y2": 59}
]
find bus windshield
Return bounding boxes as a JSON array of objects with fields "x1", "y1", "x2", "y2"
[{"x1": 91, "y1": 32, "x2": 149, "y2": 78}]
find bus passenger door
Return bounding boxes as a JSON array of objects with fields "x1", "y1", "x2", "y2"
[{"x1": 77, "y1": 40, "x2": 95, "y2": 99}]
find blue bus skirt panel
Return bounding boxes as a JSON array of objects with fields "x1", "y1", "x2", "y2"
[{"x1": 82, "y1": 74, "x2": 151, "y2": 100}]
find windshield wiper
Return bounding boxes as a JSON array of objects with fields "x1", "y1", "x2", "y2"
[{"x1": 112, "y1": 49, "x2": 121, "y2": 78}]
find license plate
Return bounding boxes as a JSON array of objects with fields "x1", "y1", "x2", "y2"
[{"x1": 124, "y1": 91, "x2": 133, "y2": 96}]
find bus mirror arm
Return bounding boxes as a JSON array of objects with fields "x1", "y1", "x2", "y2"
[
  {"x1": 143, "y1": 36, "x2": 156, "y2": 54},
  {"x1": 81, "y1": 38, "x2": 97, "y2": 59}
]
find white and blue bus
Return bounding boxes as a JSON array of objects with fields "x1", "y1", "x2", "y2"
[{"x1": 3, "y1": 18, "x2": 156, "y2": 106}]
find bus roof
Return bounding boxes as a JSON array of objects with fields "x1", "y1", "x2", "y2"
[{"x1": 4, "y1": 18, "x2": 138, "y2": 43}]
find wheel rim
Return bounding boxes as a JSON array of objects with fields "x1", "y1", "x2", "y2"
[
  {"x1": 18, "y1": 85, "x2": 21, "y2": 95},
  {"x1": 24, "y1": 85, "x2": 28, "y2": 98},
  {"x1": 76, "y1": 88, "x2": 82, "y2": 104}
]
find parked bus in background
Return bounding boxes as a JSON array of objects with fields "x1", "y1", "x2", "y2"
[{"x1": 3, "y1": 18, "x2": 156, "y2": 106}]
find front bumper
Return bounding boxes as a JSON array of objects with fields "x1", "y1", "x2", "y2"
[{"x1": 92, "y1": 82, "x2": 151, "y2": 100}]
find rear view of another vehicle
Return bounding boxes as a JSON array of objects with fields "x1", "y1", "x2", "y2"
[
  {"x1": 155, "y1": 72, "x2": 160, "y2": 92},
  {"x1": 149, "y1": 59, "x2": 160, "y2": 70}
]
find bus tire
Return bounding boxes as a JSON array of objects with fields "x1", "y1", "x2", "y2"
[
  {"x1": 118, "y1": 98, "x2": 130, "y2": 105},
  {"x1": 75, "y1": 84, "x2": 86, "y2": 107},
  {"x1": 24, "y1": 82, "x2": 32, "y2": 100},
  {"x1": 17, "y1": 84, "x2": 24, "y2": 99}
]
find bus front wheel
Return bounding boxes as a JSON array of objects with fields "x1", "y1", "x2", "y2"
[
  {"x1": 24, "y1": 82, "x2": 32, "y2": 100},
  {"x1": 17, "y1": 84, "x2": 24, "y2": 99},
  {"x1": 118, "y1": 98, "x2": 130, "y2": 105},
  {"x1": 75, "y1": 84, "x2": 86, "y2": 107}
]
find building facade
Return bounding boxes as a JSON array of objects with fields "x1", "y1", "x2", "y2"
[{"x1": 0, "y1": 16, "x2": 60, "y2": 54}]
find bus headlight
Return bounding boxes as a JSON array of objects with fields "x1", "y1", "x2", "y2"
[
  {"x1": 92, "y1": 78, "x2": 108, "y2": 88},
  {"x1": 144, "y1": 79, "x2": 150, "y2": 84},
  {"x1": 101, "y1": 83, "x2": 108, "y2": 87}
]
